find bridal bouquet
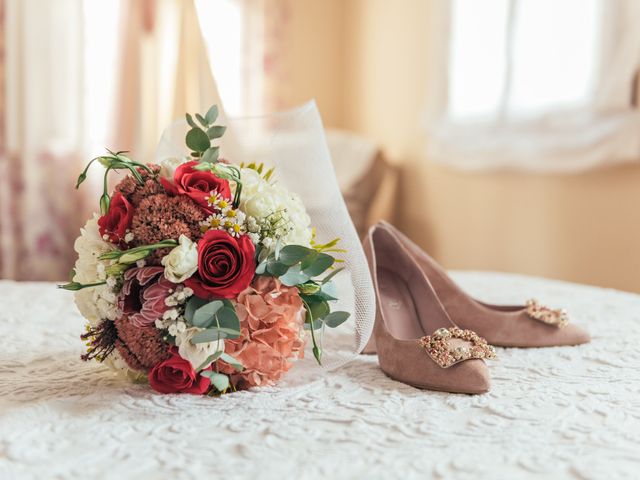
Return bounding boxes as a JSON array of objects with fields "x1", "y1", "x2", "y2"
[{"x1": 61, "y1": 105, "x2": 349, "y2": 395}]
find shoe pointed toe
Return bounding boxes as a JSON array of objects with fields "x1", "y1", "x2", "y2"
[
  {"x1": 558, "y1": 323, "x2": 591, "y2": 346},
  {"x1": 449, "y1": 359, "x2": 491, "y2": 395}
]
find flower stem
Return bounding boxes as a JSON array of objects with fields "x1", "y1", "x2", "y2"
[{"x1": 301, "y1": 297, "x2": 322, "y2": 365}]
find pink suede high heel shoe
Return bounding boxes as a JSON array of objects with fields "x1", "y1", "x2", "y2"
[
  {"x1": 364, "y1": 222, "x2": 590, "y2": 354},
  {"x1": 364, "y1": 223, "x2": 496, "y2": 394}
]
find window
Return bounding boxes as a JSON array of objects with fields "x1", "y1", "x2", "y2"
[
  {"x1": 428, "y1": 0, "x2": 640, "y2": 170},
  {"x1": 448, "y1": 0, "x2": 602, "y2": 123}
]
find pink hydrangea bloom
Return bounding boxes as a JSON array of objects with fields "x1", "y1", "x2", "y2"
[{"x1": 220, "y1": 276, "x2": 306, "y2": 389}]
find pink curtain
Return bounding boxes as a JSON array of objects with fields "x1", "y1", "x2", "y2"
[{"x1": 0, "y1": 0, "x2": 95, "y2": 281}]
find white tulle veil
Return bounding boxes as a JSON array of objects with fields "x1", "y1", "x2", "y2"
[{"x1": 155, "y1": 101, "x2": 375, "y2": 385}]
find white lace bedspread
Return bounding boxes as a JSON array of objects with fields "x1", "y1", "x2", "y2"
[{"x1": 1, "y1": 272, "x2": 638, "y2": 480}]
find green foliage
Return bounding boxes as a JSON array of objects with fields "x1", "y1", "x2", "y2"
[
  {"x1": 184, "y1": 297, "x2": 241, "y2": 340},
  {"x1": 75, "y1": 149, "x2": 157, "y2": 215},
  {"x1": 186, "y1": 127, "x2": 210, "y2": 152},
  {"x1": 207, "y1": 126, "x2": 226, "y2": 139},
  {"x1": 191, "y1": 300, "x2": 224, "y2": 327},
  {"x1": 99, "y1": 239, "x2": 178, "y2": 264},
  {"x1": 184, "y1": 104, "x2": 226, "y2": 161},
  {"x1": 57, "y1": 280, "x2": 107, "y2": 291},
  {"x1": 219, "y1": 352, "x2": 244, "y2": 371},
  {"x1": 322, "y1": 311, "x2": 350, "y2": 328},
  {"x1": 205, "y1": 105, "x2": 219, "y2": 124},
  {"x1": 254, "y1": 241, "x2": 350, "y2": 365},
  {"x1": 200, "y1": 370, "x2": 230, "y2": 392},
  {"x1": 195, "y1": 351, "x2": 223, "y2": 372},
  {"x1": 201, "y1": 146, "x2": 220, "y2": 163}
]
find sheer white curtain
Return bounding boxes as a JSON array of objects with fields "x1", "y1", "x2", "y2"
[
  {"x1": 426, "y1": 0, "x2": 640, "y2": 172},
  {"x1": 0, "y1": 0, "x2": 114, "y2": 280},
  {"x1": 0, "y1": 0, "x2": 221, "y2": 280}
]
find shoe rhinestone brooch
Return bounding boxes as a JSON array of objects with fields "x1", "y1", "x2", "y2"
[
  {"x1": 525, "y1": 299, "x2": 569, "y2": 328},
  {"x1": 419, "y1": 327, "x2": 497, "y2": 368}
]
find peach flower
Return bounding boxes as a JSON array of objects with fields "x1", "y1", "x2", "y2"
[{"x1": 220, "y1": 276, "x2": 306, "y2": 389}]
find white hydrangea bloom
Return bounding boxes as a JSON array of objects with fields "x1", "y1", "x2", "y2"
[
  {"x1": 73, "y1": 214, "x2": 120, "y2": 327},
  {"x1": 238, "y1": 168, "x2": 312, "y2": 247}
]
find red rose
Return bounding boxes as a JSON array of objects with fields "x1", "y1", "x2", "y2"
[
  {"x1": 162, "y1": 161, "x2": 231, "y2": 211},
  {"x1": 185, "y1": 230, "x2": 256, "y2": 299},
  {"x1": 98, "y1": 192, "x2": 134, "y2": 243},
  {"x1": 148, "y1": 350, "x2": 211, "y2": 395}
]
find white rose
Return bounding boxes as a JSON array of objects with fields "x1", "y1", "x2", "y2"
[
  {"x1": 161, "y1": 234, "x2": 198, "y2": 283},
  {"x1": 159, "y1": 156, "x2": 188, "y2": 180},
  {"x1": 175, "y1": 327, "x2": 225, "y2": 370}
]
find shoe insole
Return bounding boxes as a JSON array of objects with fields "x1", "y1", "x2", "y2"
[{"x1": 378, "y1": 267, "x2": 427, "y2": 341}]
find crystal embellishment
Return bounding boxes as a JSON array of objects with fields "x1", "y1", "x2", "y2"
[
  {"x1": 525, "y1": 299, "x2": 569, "y2": 328},
  {"x1": 419, "y1": 327, "x2": 497, "y2": 369}
]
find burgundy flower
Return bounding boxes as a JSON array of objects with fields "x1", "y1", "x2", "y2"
[
  {"x1": 98, "y1": 192, "x2": 134, "y2": 243},
  {"x1": 185, "y1": 230, "x2": 256, "y2": 299},
  {"x1": 114, "y1": 314, "x2": 171, "y2": 371},
  {"x1": 119, "y1": 267, "x2": 173, "y2": 327},
  {"x1": 161, "y1": 161, "x2": 231, "y2": 211},
  {"x1": 148, "y1": 349, "x2": 211, "y2": 394}
]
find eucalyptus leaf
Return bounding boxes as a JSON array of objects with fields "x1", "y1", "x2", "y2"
[
  {"x1": 205, "y1": 105, "x2": 219, "y2": 124},
  {"x1": 279, "y1": 245, "x2": 314, "y2": 266},
  {"x1": 300, "y1": 250, "x2": 319, "y2": 270},
  {"x1": 266, "y1": 260, "x2": 289, "y2": 277},
  {"x1": 303, "y1": 319, "x2": 324, "y2": 330},
  {"x1": 201, "y1": 371, "x2": 229, "y2": 391},
  {"x1": 315, "y1": 281, "x2": 338, "y2": 301},
  {"x1": 305, "y1": 299, "x2": 330, "y2": 323},
  {"x1": 185, "y1": 113, "x2": 197, "y2": 128},
  {"x1": 323, "y1": 311, "x2": 350, "y2": 328},
  {"x1": 186, "y1": 127, "x2": 210, "y2": 152},
  {"x1": 302, "y1": 253, "x2": 334, "y2": 277},
  {"x1": 279, "y1": 265, "x2": 310, "y2": 286},
  {"x1": 201, "y1": 146, "x2": 220, "y2": 163},
  {"x1": 219, "y1": 352, "x2": 244, "y2": 372},
  {"x1": 255, "y1": 259, "x2": 268, "y2": 275},
  {"x1": 195, "y1": 113, "x2": 208, "y2": 126},
  {"x1": 192, "y1": 300, "x2": 224, "y2": 328},
  {"x1": 184, "y1": 296, "x2": 209, "y2": 324},
  {"x1": 191, "y1": 327, "x2": 240, "y2": 343},
  {"x1": 216, "y1": 306, "x2": 240, "y2": 332},
  {"x1": 195, "y1": 350, "x2": 223, "y2": 371},
  {"x1": 206, "y1": 126, "x2": 226, "y2": 139}
]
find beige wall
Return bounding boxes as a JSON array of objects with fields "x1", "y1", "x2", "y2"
[{"x1": 280, "y1": 0, "x2": 640, "y2": 293}]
